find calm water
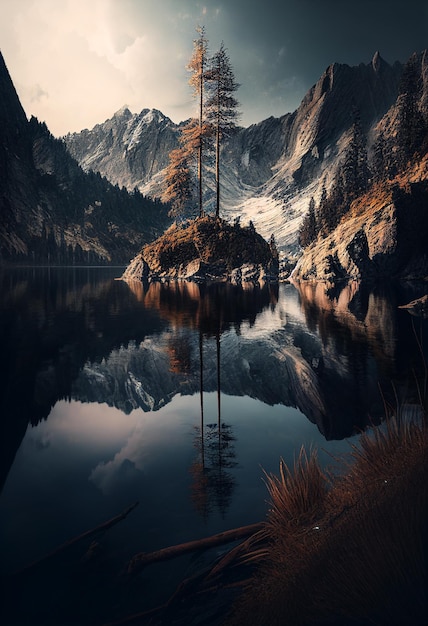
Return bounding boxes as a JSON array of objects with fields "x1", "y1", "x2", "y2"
[{"x1": 0, "y1": 267, "x2": 427, "y2": 624}]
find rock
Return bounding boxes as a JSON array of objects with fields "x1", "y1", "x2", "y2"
[
  {"x1": 121, "y1": 216, "x2": 279, "y2": 284},
  {"x1": 291, "y1": 177, "x2": 428, "y2": 283},
  {"x1": 121, "y1": 255, "x2": 150, "y2": 281}
]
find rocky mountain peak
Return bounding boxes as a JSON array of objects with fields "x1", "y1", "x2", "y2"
[
  {"x1": 113, "y1": 105, "x2": 132, "y2": 120},
  {"x1": 372, "y1": 50, "x2": 384, "y2": 72},
  {"x1": 63, "y1": 50, "x2": 425, "y2": 257},
  {"x1": 136, "y1": 108, "x2": 169, "y2": 126}
]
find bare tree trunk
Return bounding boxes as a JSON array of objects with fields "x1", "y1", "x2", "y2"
[
  {"x1": 215, "y1": 123, "x2": 220, "y2": 218},
  {"x1": 199, "y1": 63, "x2": 204, "y2": 217},
  {"x1": 126, "y1": 522, "x2": 264, "y2": 575}
]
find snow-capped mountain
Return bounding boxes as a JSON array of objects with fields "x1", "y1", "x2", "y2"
[
  {"x1": 64, "y1": 52, "x2": 403, "y2": 252},
  {"x1": 64, "y1": 106, "x2": 182, "y2": 192}
]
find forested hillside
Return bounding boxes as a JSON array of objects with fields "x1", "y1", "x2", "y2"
[
  {"x1": 0, "y1": 52, "x2": 171, "y2": 265},
  {"x1": 298, "y1": 51, "x2": 428, "y2": 250}
]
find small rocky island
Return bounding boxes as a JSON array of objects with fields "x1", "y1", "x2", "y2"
[{"x1": 121, "y1": 216, "x2": 279, "y2": 283}]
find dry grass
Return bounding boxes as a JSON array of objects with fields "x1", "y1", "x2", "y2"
[
  {"x1": 264, "y1": 448, "x2": 329, "y2": 534},
  {"x1": 225, "y1": 414, "x2": 428, "y2": 626}
]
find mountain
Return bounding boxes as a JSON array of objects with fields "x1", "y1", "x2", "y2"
[
  {"x1": 291, "y1": 159, "x2": 428, "y2": 282},
  {"x1": 0, "y1": 52, "x2": 171, "y2": 265},
  {"x1": 3, "y1": 47, "x2": 426, "y2": 273},
  {"x1": 64, "y1": 52, "x2": 404, "y2": 252},
  {"x1": 292, "y1": 50, "x2": 428, "y2": 282},
  {"x1": 64, "y1": 106, "x2": 182, "y2": 193}
]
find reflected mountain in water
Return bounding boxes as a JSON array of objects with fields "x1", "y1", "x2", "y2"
[
  {"x1": 294, "y1": 280, "x2": 428, "y2": 432},
  {"x1": 75, "y1": 279, "x2": 427, "y2": 439},
  {"x1": 1, "y1": 268, "x2": 427, "y2": 494},
  {"x1": 0, "y1": 267, "x2": 166, "y2": 491}
]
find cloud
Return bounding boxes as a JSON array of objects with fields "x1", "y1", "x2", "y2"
[
  {"x1": 90, "y1": 457, "x2": 143, "y2": 495},
  {"x1": 0, "y1": 0, "x2": 427, "y2": 135},
  {"x1": 29, "y1": 84, "x2": 49, "y2": 103}
]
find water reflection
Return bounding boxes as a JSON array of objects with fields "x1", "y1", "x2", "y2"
[
  {"x1": 126, "y1": 280, "x2": 278, "y2": 518},
  {"x1": 1, "y1": 268, "x2": 427, "y2": 625},
  {"x1": 1, "y1": 269, "x2": 427, "y2": 497},
  {"x1": 134, "y1": 280, "x2": 279, "y2": 334},
  {"x1": 293, "y1": 279, "x2": 428, "y2": 437},
  {"x1": 0, "y1": 267, "x2": 166, "y2": 492},
  {"x1": 191, "y1": 331, "x2": 238, "y2": 519}
]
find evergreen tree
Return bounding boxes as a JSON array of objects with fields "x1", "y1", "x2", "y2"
[
  {"x1": 298, "y1": 196, "x2": 317, "y2": 248},
  {"x1": 372, "y1": 133, "x2": 387, "y2": 182},
  {"x1": 205, "y1": 42, "x2": 240, "y2": 218},
  {"x1": 269, "y1": 233, "x2": 279, "y2": 259},
  {"x1": 316, "y1": 110, "x2": 370, "y2": 239},
  {"x1": 307, "y1": 196, "x2": 317, "y2": 243},
  {"x1": 342, "y1": 107, "x2": 370, "y2": 198},
  {"x1": 397, "y1": 53, "x2": 427, "y2": 166},
  {"x1": 318, "y1": 182, "x2": 327, "y2": 216}
]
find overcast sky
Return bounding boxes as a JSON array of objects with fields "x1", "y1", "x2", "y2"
[{"x1": 0, "y1": 0, "x2": 426, "y2": 136}]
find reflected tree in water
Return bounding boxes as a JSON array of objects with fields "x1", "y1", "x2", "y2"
[
  {"x1": 190, "y1": 329, "x2": 237, "y2": 518},
  {"x1": 153, "y1": 282, "x2": 256, "y2": 517}
]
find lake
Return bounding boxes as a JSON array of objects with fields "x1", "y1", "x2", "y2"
[{"x1": 0, "y1": 267, "x2": 427, "y2": 625}]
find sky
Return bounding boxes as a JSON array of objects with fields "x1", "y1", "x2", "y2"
[{"x1": 0, "y1": 0, "x2": 426, "y2": 137}]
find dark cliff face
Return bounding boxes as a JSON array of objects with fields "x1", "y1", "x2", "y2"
[
  {"x1": 0, "y1": 54, "x2": 40, "y2": 256},
  {"x1": 225, "y1": 114, "x2": 295, "y2": 187},
  {"x1": 286, "y1": 53, "x2": 402, "y2": 178},
  {"x1": 0, "y1": 53, "x2": 171, "y2": 265},
  {"x1": 0, "y1": 53, "x2": 28, "y2": 138},
  {"x1": 300, "y1": 53, "x2": 402, "y2": 143}
]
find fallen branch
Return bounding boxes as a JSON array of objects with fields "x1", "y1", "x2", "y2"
[
  {"x1": 12, "y1": 501, "x2": 139, "y2": 578},
  {"x1": 126, "y1": 521, "x2": 264, "y2": 576},
  {"x1": 206, "y1": 527, "x2": 268, "y2": 579},
  {"x1": 104, "y1": 524, "x2": 265, "y2": 626}
]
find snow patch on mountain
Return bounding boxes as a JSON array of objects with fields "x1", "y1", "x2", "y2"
[
  {"x1": 64, "y1": 54, "x2": 403, "y2": 253},
  {"x1": 241, "y1": 150, "x2": 250, "y2": 168}
]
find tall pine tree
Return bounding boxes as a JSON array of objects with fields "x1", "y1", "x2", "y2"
[
  {"x1": 397, "y1": 53, "x2": 427, "y2": 166},
  {"x1": 342, "y1": 107, "x2": 370, "y2": 198},
  {"x1": 298, "y1": 196, "x2": 317, "y2": 248},
  {"x1": 205, "y1": 42, "x2": 240, "y2": 218}
]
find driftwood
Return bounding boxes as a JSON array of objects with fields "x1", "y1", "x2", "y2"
[
  {"x1": 106, "y1": 522, "x2": 266, "y2": 626},
  {"x1": 206, "y1": 526, "x2": 268, "y2": 579},
  {"x1": 126, "y1": 521, "x2": 264, "y2": 576},
  {"x1": 12, "y1": 501, "x2": 139, "y2": 578}
]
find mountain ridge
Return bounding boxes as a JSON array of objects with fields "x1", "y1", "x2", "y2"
[
  {"x1": 2, "y1": 48, "x2": 427, "y2": 277},
  {"x1": 64, "y1": 51, "x2": 404, "y2": 252}
]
